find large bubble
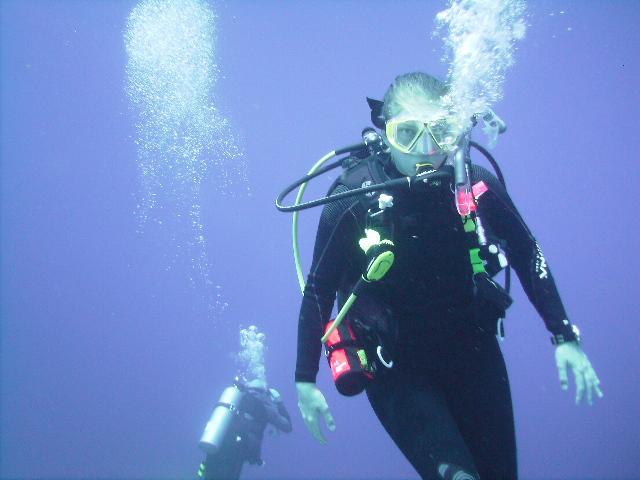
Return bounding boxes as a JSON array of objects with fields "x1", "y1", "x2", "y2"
[
  {"x1": 124, "y1": 0, "x2": 248, "y2": 317},
  {"x1": 435, "y1": 0, "x2": 527, "y2": 140},
  {"x1": 236, "y1": 326, "x2": 267, "y2": 386}
]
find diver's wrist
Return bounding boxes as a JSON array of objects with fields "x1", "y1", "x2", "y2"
[
  {"x1": 550, "y1": 323, "x2": 581, "y2": 346},
  {"x1": 295, "y1": 373, "x2": 317, "y2": 384}
]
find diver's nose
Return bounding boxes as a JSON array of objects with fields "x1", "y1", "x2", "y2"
[{"x1": 422, "y1": 130, "x2": 439, "y2": 156}]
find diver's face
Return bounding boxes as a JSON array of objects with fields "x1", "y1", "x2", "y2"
[{"x1": 384, "y1": 102, "x2": 455, "y2": 176}]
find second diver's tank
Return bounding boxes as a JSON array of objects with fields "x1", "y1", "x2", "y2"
[{"x1": 198, "y1": 384, "x2": 244, "y2": 454}]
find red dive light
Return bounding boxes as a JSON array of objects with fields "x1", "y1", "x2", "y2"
[{"x1": 324, "y1": 319, "x2": 373, "y2": 396}]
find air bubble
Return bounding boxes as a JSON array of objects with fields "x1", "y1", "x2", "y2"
[
  {"x1": 125, "y1": 0, "x2": 249, "y2": 319},
  {"x1": 236, "y1": 326, "x2": 268, "y2": 384},
  {"x1": 435, "y1": 0, "x2": 527, "y2": 132}
]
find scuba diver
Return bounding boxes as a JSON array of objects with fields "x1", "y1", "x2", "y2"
[
  {"x1": 197, "y1": 326, "x2": 292, "y2": 480},
  {"x1": 282, "y1": 73, "x2": 603, "y2": 480}
]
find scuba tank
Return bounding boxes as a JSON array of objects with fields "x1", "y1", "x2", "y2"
[
  {"x1": 198, "y1": 381, "x2": 244, "y2": 454},
  {"x1": 324, "y1": 319, "x2": 374, "y2": 396}
]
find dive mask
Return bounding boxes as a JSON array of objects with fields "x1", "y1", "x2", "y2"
[{"x1": 385, "y1": 116, "x2": 463, "y2": 155}]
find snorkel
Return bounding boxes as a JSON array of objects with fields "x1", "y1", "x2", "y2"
[
  {"x1": 450, "y1": 108, "x2": 507, "y2": 215},
  {"x1": 452, "y1": 135, "x2": 474, "y2": 216}
]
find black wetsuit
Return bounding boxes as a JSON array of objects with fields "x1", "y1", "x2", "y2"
[
  {"x1": 295, "y1": 153, "x2": 577, "y2": 480},
  {"x1": 201, "y1": 388, "x2": 292, "y2": 480}
]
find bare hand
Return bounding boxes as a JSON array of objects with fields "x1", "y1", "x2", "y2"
[
  {"x1": 295, "y1": 382, "x2": 336, "y2": 443},
  {"x1": 555, "y1": 342, "x2": 603, "y2": 405}
]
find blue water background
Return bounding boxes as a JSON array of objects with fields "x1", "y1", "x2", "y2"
[{"x1": 1, "y1": 1, "x2": 639, "y2": 479}]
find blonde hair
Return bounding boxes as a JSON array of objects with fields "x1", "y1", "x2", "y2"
[{"x1": 382, "y1": 72, "x2": 449, "y2": 120}]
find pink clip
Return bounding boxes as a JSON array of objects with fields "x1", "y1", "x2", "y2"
[{"x1": 472, "y1": 181, "x2": 488, "y2": 199}]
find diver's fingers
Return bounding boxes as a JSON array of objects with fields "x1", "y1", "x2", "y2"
[
  {"x1": 586, "y1": 371, "x2": 594, "y2": 406},
  {"x1": 595, "y1": 383, "x2": 604, "y2": 399},
  {"x1": 584, "y1": 363, "x2": 597, "y2": 406},
  {"x1": 556, "y1": 358, "x2": 569, "y2": 391},
  {"x1": 591, "y1": 368, "x2": 604, "y2": 398},
  {"x1": 572, "y1": 366, "x2": 586, "y2": 405},
  {"x1": 303, "y1": 413, "x2": 326, "y2": 445},
  {"x1": 585, "y1": 367, "x2": 604, "y2": 401},
  {"x1": 321, "y1": 405, "x2": 336, "y2": 432}
]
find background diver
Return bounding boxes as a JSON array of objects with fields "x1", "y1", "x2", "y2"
[
  {"x1": 197, "y1": 326, "x2": 292, "y2": 480},
  {"x1": 290, "y1": 72, "x2": 603, "y2": 480}
]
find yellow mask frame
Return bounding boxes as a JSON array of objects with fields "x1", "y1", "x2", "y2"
[{"x1": 385, "y1": 116, "x2": 462, "y2": 154}]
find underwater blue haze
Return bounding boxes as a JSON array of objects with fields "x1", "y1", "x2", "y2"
[{"x1": 1, "y1": 1, "x2": 639, "y2": 479}]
